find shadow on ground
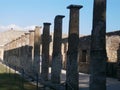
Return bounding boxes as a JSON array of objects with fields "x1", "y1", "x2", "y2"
[{"x1": 0, "y1": 73, "x2": 41, "y2": 90}]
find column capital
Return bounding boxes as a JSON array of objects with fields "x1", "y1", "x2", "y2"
[
  {"x1": 67, "y1": 4, "x2": 83, "y2": 9},
  {"x1": 35, "y1": 26, "x2": 42, "y2": 29},
  {"x1": 25, "y1": 32, "x2": 30, "y2": 35},
  {"x1": 29, "y1": 30, "x2": 35, "y2": 32},
  {"x1": 43, "y1": 22, "x2": 51, "y2": 26},
  {"x1": 55, "y1": 15, "x2": 65, "y2": 18},
  {"x1": 21, "y1": 35, "x2": 25, "y2": 37}
]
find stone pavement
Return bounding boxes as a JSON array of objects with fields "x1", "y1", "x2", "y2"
[
  {"x1": 1, "y1": 61, "x2": 120, "y2": 90},
  {"x1": 48, "y1": 68, "x2": 120, "y2": 90},
  {"x1": 78, "y1": 74, "x2": 120, "y2": 90}
]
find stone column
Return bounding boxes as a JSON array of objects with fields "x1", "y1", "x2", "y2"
[
  {"x1": 20, "y1": 35, "x2": 26, "y2": 70},
  {"x1": 33, "y1": 26, "x2": 41, "y2": 75},
  {"x1": 3, "y1": 43, "x2": 9, "y2": 63},
  {"x1": 8, "y1": 41, "x2": 13, "y2": 65},
  {"x1": 24, "y1": 33, "x2": 29, "y2": 45},
  {"x1": 19, "y1": 36, "x2": 22, "y2": 70},
  {"x1": 29, "y1": 30, "x2": 35, "y2": 61},
  {"x1": 3, "y1": 44, "x2": 6, "y2": 62},
  {"x1": 17, "y1": 37, "x2": 22, "y2": 70},
  {"x1": 29, "y1": 30, "x2": 35, "y2": 76},
  {"x1": 16, "y1": 37, "x2": 21, "y2": 68},
  {"x1": 24, "y1": 33, "x2": 30, "y2": 74},
  {"x1": 12, "y1": 40, "x2": 17, "y2": 67},
  {"x1": 90, "y1": 0, "x2": 107, "y2": 90},
  {"x1": 117, "y1": 44, "x2": 120, "y2": 62},
  {"x1": 6, "y1": 42, "x2": 11, "y2": 64},
  {"x1": 11, "y1": 40, "x2": 15, "y2": 65},
  {"x1": 62, "y1": 42, "x2": 68, "y2": 69},
  {"x1": 66, "y1": 5, "x2": 83, "y2": 90},
  {"x1": 117, "y1": 44, "x2": 120, "y2": 80},
  {"x1": 51, "y1": 15, "x2": 65, "y2": 84},
  {"x1": 41, "y1": 23, "x2": 51, "y2": 81}
]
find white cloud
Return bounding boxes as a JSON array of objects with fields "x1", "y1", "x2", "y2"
[
  {"x1": 24, "y1": 25, "x2": 36, "y2": 30},
  {"x1": 0, "y1": 24, "x2": 36, "y2": 32},
  {"x1": 8, "y1": 24, "x2": 23, "y2": 30}
]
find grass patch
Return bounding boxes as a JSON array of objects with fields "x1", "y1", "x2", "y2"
[{"x1": 0, "y1": 63, "x2": 41, "y2": 90}]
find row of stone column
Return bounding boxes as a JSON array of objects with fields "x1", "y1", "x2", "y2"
[
  {"x1": 3, "y1": 1, "x2": 107, "y2": 90},
  {"x1": 3, "y1": 27, "x2": 39, "y2": 76},
  {"x1": 41, "y1": 5, "x2": 83, "y2": 90},
  {"x1": 3, "y1": 5, "x2": 82, "y2": 90}
]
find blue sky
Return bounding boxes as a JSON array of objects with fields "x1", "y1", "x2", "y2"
[{"x1": 0, "y1": 0, "x2": 120, "y2": 35}]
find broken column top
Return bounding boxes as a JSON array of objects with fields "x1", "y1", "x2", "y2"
[{"x1": 67, "y1": 4, "x2": 83, "y2": 9}]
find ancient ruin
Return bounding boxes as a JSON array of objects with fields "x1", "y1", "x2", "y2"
[
  {"x1": 66, "y1": 5, "x2": 83, "y2": 90},
  {"x1": 90, "y1": 0, "x2": 107, "y2": 90},
  {"x1": 0, "y1": 1, "x2": 120, "y2": 90},
  {"x1": 33, "y1": 26, "x2": 41, "y2": 76},
  {"x1": 51, "y1": 15, "x2": 65, "y2": 84},
  {"x1": 41, "y1": 23, "x2": 51, "y2": 81}
]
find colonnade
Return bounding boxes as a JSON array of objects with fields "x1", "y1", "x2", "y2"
[{"x1": 3, "y1": 1, "x2": 107, "y2": 90}]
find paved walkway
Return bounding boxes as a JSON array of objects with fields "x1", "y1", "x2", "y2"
[
  {"x1": 48, "y1": 68, "x2": 120, "y2": 90},
  {"x1": 1, "y1": 61, "x2": 120, "y2": 90},
  {"x1": 78, "y1": 74, "x2": 120, "y2": 90}
]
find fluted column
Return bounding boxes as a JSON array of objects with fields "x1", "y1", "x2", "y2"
[
  {"x1": 90, "y1": 0, "x2": 107, "y2": 90},
  {"x1": 41, "y1": 23, "x2": 51, "y2": 81},
  {"x1": 66, "y1": 5, "x2": 83, "y2": 90},
  {"x1": 51, "y1": 15, "x2": 65, "y2": 84}
]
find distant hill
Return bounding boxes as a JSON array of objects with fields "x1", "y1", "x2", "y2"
[{"x1": 0, "y1": 30, "x2": 27, "y2": 46}]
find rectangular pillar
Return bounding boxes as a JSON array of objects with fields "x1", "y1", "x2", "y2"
[
  {"x1": 29, "y1": 30, "x2": 35, "y2": 77},
  {"x1": 41, "y1": 23, "x2": 51, "y2": 81},
  {"x1": 66, "y1": 5, "x2": 83, "y2": 90},
  {"x1": 90, "y1": 0, "x2": 107, "y2": 90},
  {"x1": 33, "y1": 26, "x2": 41, "y2": 75},
  {"x1": 51, "y1": 15, "x2": 65, "y2": 84}
]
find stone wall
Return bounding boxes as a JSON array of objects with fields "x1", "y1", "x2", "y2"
[
  {"x1": 106, "y1": 35, "x2": 120, "y2": 62},
  {"x1": 78, "y1": 31, "x2": 120, "y2": 76},
  {"x1": 2, "y1": 29, "x2": 120, "y2": 77},
  {"x1": 78, "y1": 35, "x2": 91, "y2": 73},
  {"x1": 1, "y1": 3, "x2": 118, "y2": 89},
  {"x1": 60, "y1": 31, "x2": 120, "y2": 75}
]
